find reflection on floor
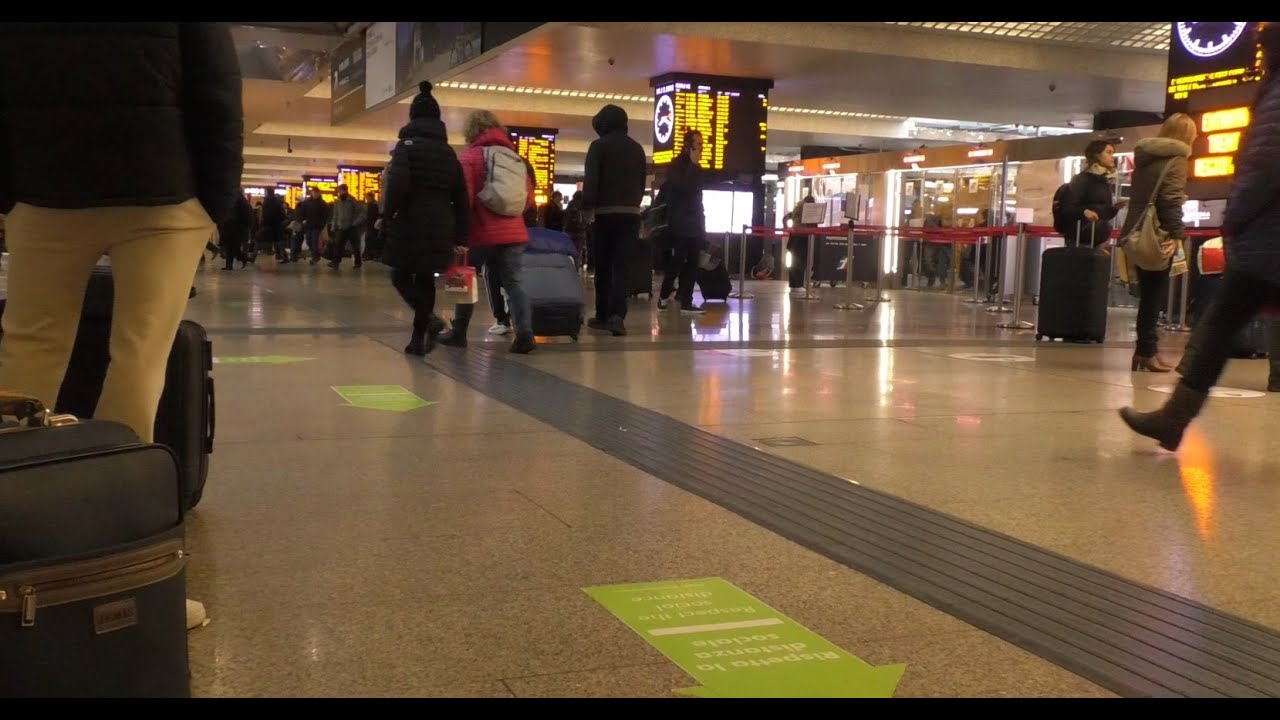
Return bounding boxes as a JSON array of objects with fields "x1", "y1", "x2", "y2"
[{"x1": 11, "y1": 255, "x2": 1280, "y2": 696}]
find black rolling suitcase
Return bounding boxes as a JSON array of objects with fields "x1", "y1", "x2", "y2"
[
  {"x1": 1036, "y1": 222, "x2": 1110, "y2": 343},
  {"x1": 0, "y1": 267, "x2": 215, "y2": 510},
  {"x1": 523, "y1": 252, "x2": 585, "y2": 340},
  {"x1": 630, "y1": 234, "x2": 655, "y2": 298},
  {"x1": 0, "y1": 394, "x2": 190, "y2": 698},
  {"x1": 697, "y1": 261, "x2": 733, "y2": 302}
]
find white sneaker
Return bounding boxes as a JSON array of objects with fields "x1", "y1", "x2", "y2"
[
  {"x1": 186, "y1": 599, "x2": 208, "y2": 630},
  {"x1": 488, "y1": 323, "x2": 510, "y2": 336}
]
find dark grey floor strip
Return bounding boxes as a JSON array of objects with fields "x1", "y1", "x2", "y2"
[{"x1": 422, "y1": 348, "x2": 1280, "y2": 698}]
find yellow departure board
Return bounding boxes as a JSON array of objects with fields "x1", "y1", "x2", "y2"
[
  {"x1": 508, "y1": 127, "x2": 556, "y2": 206},
  {"x1": 650, "y1": 74, "x2": 771, "y2": 177},
  {"x1": 338, "y1": 167, "x2": 382, "y2": 203},
  {"x1": 278, "y1": 184, "x2": 303, "y2": 209},
  {"x1": 303, "y1": 176, "x2": 340, "y2": 204}
]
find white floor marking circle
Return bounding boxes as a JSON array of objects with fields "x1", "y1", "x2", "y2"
[
  {"x1": 948, "y1": 352, "x2": 1035, "y2": 362},
  {"x1": 1148, "y1": 384, "x2": 1266, "y2": 398}
]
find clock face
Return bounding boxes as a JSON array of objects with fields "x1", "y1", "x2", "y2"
[
  {"x1": 1177, "y1": 22, "x2": 1248, "y2": 58},
  {"x1": 654, "y1": 94, "x2": 675, "y2": 145}
]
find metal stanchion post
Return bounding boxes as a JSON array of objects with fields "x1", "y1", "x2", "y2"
[
  {"x1": 964, "y1": 234, "x2": 985, "y2": 304},
  {"x1": 798, "y1": 232, "x2": 820, "y2": 302},
  {"x1": 986, "y1": 228, "x2": 1012, "y2": 314},
  {"x1": 1167, "y1": 269, "x2": 1192, "y2": 332},
  {"x1": 835, "y1": 226, "x2": 864, "y2": 311},
  {"x1": 1162, "y1": 271, "x2": 1176, "y2": 327},
  {"x1": 729, "y1": 224, "x2": 754, "y2": 300},
  {"x1": 867, "y1": 230, "x2": 891, "y2": 303},
  {"x1": 997, "y1": 223, "x2": 1034, "y2": 330}
]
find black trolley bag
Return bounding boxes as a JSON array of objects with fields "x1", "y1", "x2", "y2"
[
  {"x1": 1036, "y1": 221, "x2": 1110, "y2": 343},
  {"x1": 0, "y1": 394, "x2": 190, "y2": 698},
  {"x1": 1, "y1": 267, "x2": 216, "y2": 511}
]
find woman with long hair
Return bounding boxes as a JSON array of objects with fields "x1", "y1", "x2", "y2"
[
  {"x1": 1117, "y1": 113, "x2": 1197, "y2": 372},
  {"x1": 1120, "y1": 22, "x2": 1280, "y2": 450}
]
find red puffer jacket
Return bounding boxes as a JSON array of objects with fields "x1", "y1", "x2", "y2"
[{"x1": 457, "y1": 127, "x2": 533, "y2": 249}]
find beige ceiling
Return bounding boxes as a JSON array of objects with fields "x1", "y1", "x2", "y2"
[{"x1": 237, "y1": 21, "x2": 1173, "y2": 187}]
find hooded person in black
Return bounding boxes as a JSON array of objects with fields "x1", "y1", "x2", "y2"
[
  {"x1": 580, "y1": 104, "x2": 647, "y2": 336},
  {"x1": 382, "y1": 81, "x2": 470, "y2": 355}
]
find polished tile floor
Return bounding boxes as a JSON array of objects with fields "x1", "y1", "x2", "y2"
[{"x1": 16, "y1": 254, "x2": 1280, "y2": 697}]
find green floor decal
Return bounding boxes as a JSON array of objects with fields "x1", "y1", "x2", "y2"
[
  {"x1": 214, "y1": 355, "x2": 314, "y2": 365},
  {"x1": 585, "y1": 577, "x2": 905, "y2": 698},
  {"x1": 331, "y1": 385, "x2": 433, "y2": 412}
]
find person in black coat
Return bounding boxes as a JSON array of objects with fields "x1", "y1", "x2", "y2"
[
  {"x1": 218, "y1": 191, "x2": 254, "y2": 270},
  {"x1": 0, "y1": 21, "x2": 242, "y2": 632},
  {"x1": 1121, "y1": 21, "x2": 1280, "y2": 451},
  {"x1": 656, "y1": 129, "x2": 707, "y2": 313},
  {"x1": 1059, "y1": 140, "x2": 1128, "y2": 248},
  {"x1": 382, "y1": 81, "x2": 470, "y2": 356}
]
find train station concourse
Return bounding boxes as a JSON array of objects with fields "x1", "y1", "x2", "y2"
[{"x1": 3, "y1": 21, "x2": 1280, "y2": 699}]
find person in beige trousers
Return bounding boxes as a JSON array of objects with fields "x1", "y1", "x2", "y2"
[{"x1": 0, "y1": 22, "x2": 245, "y2": 630}]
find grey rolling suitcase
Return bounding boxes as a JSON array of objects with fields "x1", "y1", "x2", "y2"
[{"x1": 523, "y1": 252, "x2": 585, "y2": 340}]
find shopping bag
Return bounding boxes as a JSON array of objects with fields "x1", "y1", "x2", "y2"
[{"x1": 444, "y1": 251, "x2": 478, "y2": 304}]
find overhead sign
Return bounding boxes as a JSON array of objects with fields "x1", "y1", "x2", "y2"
[
  {"x1": 585, "y1": 578, "x2": 905, "y2": 698},
  {"x1": 364, "y1": 22, "x2": 397, "y2": 109},
  {"x1": 508, "y1": 126, "x2": 557, "y2": 206},
  {"x1": 395, "y1": 22, "x2": 482, "y2": 96},
  {"x1": 330, "y1": 36, "x2": 367, "y2": 125},
  {"x1": 277, "y1": 184, "x2": 303, "y2": 210},
  {"x1": 649, "y1": 73, "x2": 773, "y2": 179}
]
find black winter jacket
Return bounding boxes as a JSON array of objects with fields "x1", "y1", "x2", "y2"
[
  {"x1": 661, "y1": 152, "x2": 705, "y2": 239},
  {"x1": 381, "y1": 116, "x2": 469, "y2": 274},
  {"x1": 581, "y1": 105, "x2": 647, "y2": 214},
  {"x1": 1060, "y1": 170, "x2": 1118, "y2": 247},
  {"x1": 1225, "y1": 75, "x2": 1280, "y2": 286},
  {"x1": 0, "y1": 23, "x2": 244, "y2": 223}
]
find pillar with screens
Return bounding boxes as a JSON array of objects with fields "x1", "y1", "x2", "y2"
[
  {"x1": 648, "y1": 72, "x2": 772, "y2": 236},
  {"x1": 507, "y1": 126, "x2": 557, "y2": 207}
]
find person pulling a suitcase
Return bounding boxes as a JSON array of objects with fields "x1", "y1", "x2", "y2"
[{"x1": 656, "y1": 129, "x2": 707, "y2": 314}]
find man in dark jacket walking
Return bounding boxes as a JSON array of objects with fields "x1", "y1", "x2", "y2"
[
  {"x1": 581, "y1": 104, "x2": 647, "y2": 336},
  {"x1": 0, "y1": 22, "x2": 243, "y2": 631}
]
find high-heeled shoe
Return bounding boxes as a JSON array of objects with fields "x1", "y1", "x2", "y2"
[{"x1": 1131, "y1": 354, "x2": 1173, "y2": 372}]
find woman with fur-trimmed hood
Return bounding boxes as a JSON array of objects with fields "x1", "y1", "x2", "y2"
[{"x1": 1117, "y1": 114, "x2": 1198, "y2": 373}]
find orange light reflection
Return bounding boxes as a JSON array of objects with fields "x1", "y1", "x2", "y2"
[{"x1": 1176, "y1": 426, "x2": 1217, "y2": 541}]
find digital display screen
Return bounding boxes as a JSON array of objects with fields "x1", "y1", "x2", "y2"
[
  {"x1": 303, "y1": 176, "x2": 340, "y2": 204},
  {"x1": 650, "y1": 74, "x2": 770, "y2": 178},
  {"x1": 1166, "y1": 22, "x2": 1263, "y2": 115},
  {"x1": 278, "y1": 184, "x2": 303, "y2": 209},
  {"x1": 338, "y1": 167, "x2": 383, "y2": 203},
  {"x1": 1167, "y1": 23, "x2": 1270, "y2": 199},
  {"x1": 508, "y1": 127, "x2": 556, "y2": 206}
]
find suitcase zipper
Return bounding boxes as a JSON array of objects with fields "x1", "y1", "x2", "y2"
[{"x1": 1, "y1": 539, "x2": 186, "y2": 628}]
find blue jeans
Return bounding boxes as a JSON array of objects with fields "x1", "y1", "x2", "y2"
[{"x1": 453, "y1": 244, "x2": 531, "y2": 337}]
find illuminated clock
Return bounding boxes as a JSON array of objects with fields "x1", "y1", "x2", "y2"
[
  {"x1": 654, "y1": 94, "x2": 675, "y2": 145},
  {"x1": 1177, "y1": 22, "x2": 1248, "y2": 58}
]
